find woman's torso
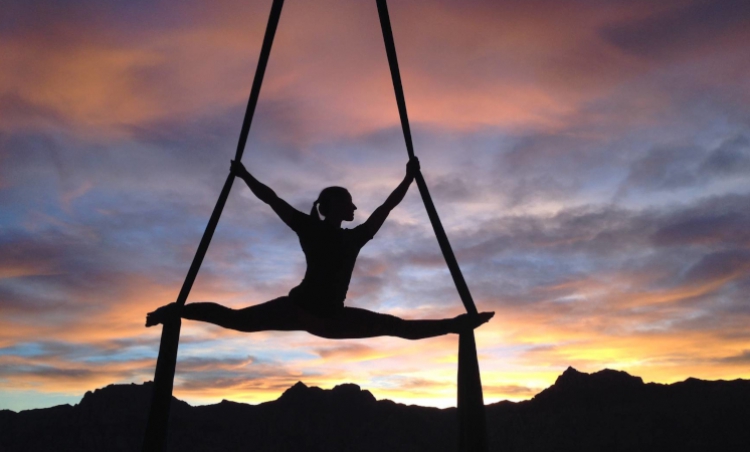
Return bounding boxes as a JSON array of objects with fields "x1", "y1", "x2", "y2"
[{"x1": 288, "y1": 213, "x2": 373, "y2": 315}]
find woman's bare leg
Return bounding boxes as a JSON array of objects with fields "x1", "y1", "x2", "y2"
[
  {"x1": 306, "y1": 307, "x2": 494, "y2": 340},
  {"x1": 147, "y1": 300, "x2": 493, "y2": 339},
  {"x1": 146, "y1": 297, "x2": 311, "y2": 333}
]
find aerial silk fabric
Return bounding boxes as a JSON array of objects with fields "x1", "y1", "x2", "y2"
[{"x1": 142, "y1": 1, "x2": 489, "y2": 451}]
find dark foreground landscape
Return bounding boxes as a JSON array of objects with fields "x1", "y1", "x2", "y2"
[{"x1": 2, "y1": 367, "x2": 749, "y2": 451}]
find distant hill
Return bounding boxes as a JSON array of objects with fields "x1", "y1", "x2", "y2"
[{"x1": 2, "y1": 367, "x2": 749, "y2": 451}]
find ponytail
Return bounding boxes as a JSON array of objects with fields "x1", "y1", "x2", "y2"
[{"x1": 310, "y1": 200, "x2": 322, "y2": 221}]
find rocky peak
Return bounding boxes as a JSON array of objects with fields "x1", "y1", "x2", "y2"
[
  {"x1": 533, "y1": 367, "x2": 645, "y2": 406},
  {"x1": 278, "y1": 381, "x2": 376, "y2": 405}
]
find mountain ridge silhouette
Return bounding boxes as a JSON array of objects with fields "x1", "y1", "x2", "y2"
[{"x1": 2, "y1": 367, "x2": 749, "y2": 451}]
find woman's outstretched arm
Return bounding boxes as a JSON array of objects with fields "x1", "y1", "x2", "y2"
[
  {"x1": 363, "y1": 157, "x2": 419, "y2": 237},
  {"x1": 231, "y1": 160, "x2": 302, "y2": 228}
]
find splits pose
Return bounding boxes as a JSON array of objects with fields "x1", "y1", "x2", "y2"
[{"x1": 147, "y1": 158, "x2": 493, "y2": 340}]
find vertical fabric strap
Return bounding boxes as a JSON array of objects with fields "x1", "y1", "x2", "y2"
[
  {"x1": 140, "y1": 1, "x2": 285, "y2": 451},
  {"x1": 375, "y1": 1, "x2": 489, "y2": 451}
]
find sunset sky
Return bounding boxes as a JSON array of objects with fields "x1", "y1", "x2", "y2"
[{"x1": 2, "y1": 0, "x2": 750, "y2": 412}]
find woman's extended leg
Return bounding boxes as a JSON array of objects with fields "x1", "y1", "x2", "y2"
[
  {"x1": 146, "y1": 297, "x2": 310, "y2": 332},
  {"x1": 147, "y1": 300, "x2": 493, "y2": 339},
  {"x1": 306, "y1": 307, "x2": 494, "y2": 340}
]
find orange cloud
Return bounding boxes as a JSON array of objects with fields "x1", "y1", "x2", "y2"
[{"x1": 4, "y1": 0, "x2": 719, "y2": 144}]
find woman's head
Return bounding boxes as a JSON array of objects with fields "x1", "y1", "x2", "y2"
[{"x1": 311, "y1": 186, "x2": 356, "y2": 222}]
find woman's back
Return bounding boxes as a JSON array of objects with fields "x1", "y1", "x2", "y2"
[{"x1": 288, "y1": 213, "x2": 374, "y2": 315}]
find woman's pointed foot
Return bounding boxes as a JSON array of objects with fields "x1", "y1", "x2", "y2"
[
  {"x1": 453, "y1": 311, "x2": 494, "y2": 333},
  {"x1": 145, "y1": 302, "x2": 179, "y2": 327}
]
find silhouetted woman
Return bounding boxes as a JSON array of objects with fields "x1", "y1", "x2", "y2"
[{"x1": 147, "y1": 158, "x2": 493, "y2": 339}]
